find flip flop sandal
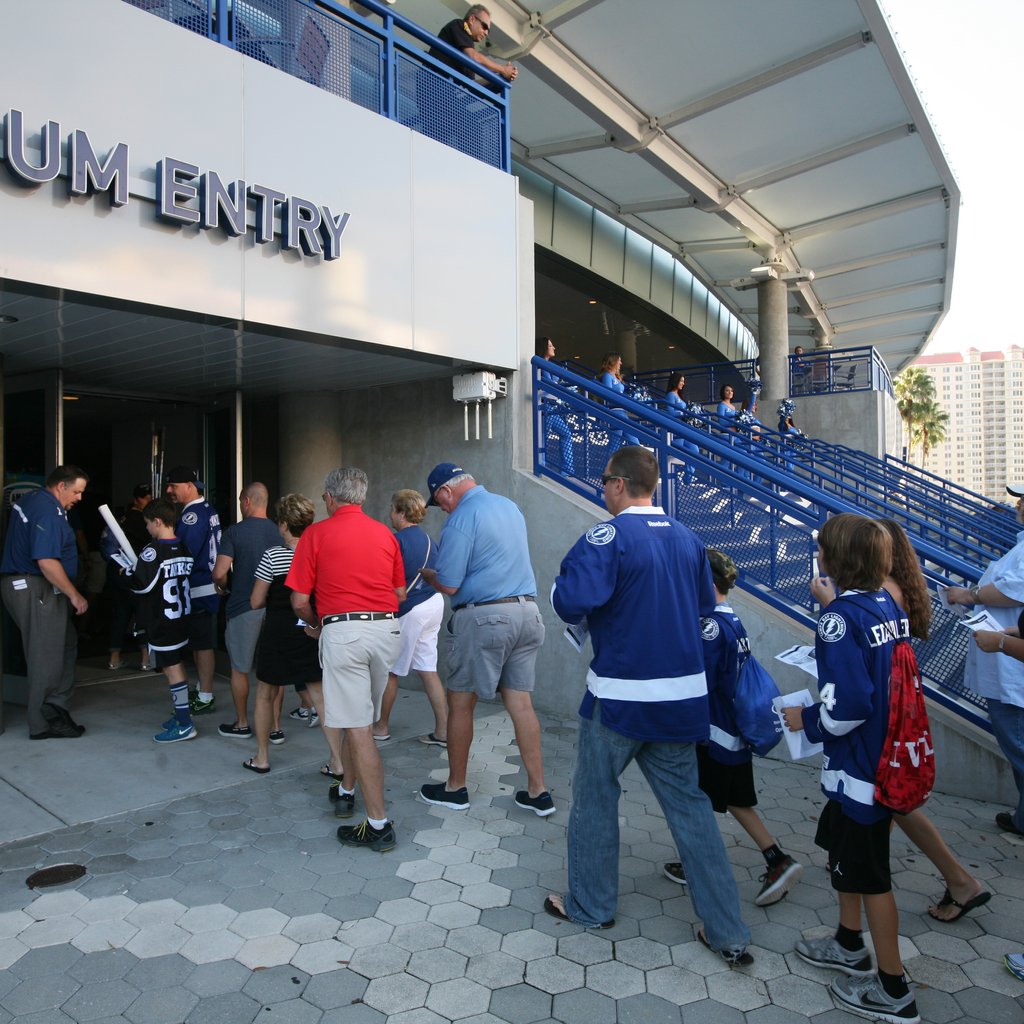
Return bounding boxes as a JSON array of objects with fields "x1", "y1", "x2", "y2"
[
  {"x1": 928, "y1": 887, "x2": 992, "y2": 922},
  {"x1": 319, "y1": 764, "x2": 344, "y2": 780},
  {"x1": 543, "y1": 894, "x2": 614, "y2": 929},
  {"x1": 242, "y1": 758, "x2": 270, "y2": 775}
]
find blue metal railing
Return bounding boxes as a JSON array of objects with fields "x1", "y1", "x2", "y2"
[
  {"x1": 629, "y1": 346, "x2": 895, "y2": 404},
  {"x1": 533, "y1": 355, "x2": 991, "y2": 730},
  {"x1": 124, "y1": 0, "x2": 511, "y2": 171}
]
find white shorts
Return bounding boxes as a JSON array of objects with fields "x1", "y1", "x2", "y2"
[{"x1": 390, "y1": 593, "x2": 444, "y2": 677}]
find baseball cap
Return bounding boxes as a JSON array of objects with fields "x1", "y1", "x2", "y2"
[
  {"x1": 132, "y1": 483, "x2": 152, "y2": 500},
  {"x1": 426, "y1": 463, "x2": 464, "y2": 506},
  {"x1": 1007, "y1": 484, "x2": 1024, "y2": 498},
  {"x1": 165, "y1": 466, "x2": 205, "y2": 490}
]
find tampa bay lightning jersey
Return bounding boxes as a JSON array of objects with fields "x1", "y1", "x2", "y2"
[
  {"x1": 127, "y1": 539, "x2": 193, "y2": 651},
  {"x1": 802, "y1": 589, "x2": 910, "y2": 823},
  {"x1": 701, "y1": 605, "x2": 752, "y2": 766},
  {"x1": 174, "y1": 498, "x2": 221, "y2": 613},
  {"x1": 553, "y1": 505, "x2": 715, "y2": 741}
]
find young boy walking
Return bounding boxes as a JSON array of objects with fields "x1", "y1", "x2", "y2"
[
  {"x1": 125, "y1": 499, "x2": 197, "y2": 743},
  {"x1": 783, "y1": 514, "x2": 918, "y2": 1024},
  {"x1": 663, "y1": 548, "x2": 802, "y2": 906}
]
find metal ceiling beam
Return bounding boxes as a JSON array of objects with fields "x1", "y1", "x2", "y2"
[
  {"x1": 820, "y1": 277, "x2": 945, "y2": 311},
  {"x1": 618, "y1": 196, "x2": 698, "y2": 214},
  {"x1": 813, "y1": 242, "x2": 946, "y2": 279},
  {"x1": 657, "y1": 32, "x2": 872, "y2": 128},
  {"x1": 524, "y1": 133, "x2": 613, "y2": 158},
  {"x1": 785, "y1": 188, "x2": 948, "y2": 244},
  {"x1": 679, "y1": 239, "x2": 761, "y2": 255},
  {"x1": 732, "y1": 124, "x2": 915, "y2": 194},
  {"x1": 527, "y1": 0, "x2": 608, "y2": 30},
  {"x1": 833, "y1": 305, "x2": 943, "y2": 332}
]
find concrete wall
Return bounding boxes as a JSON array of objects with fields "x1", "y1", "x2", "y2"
[{"x1": 795, "y1": 388, "x2": 901, "y2": 460}]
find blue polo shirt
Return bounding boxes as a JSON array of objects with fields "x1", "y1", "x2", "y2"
[
  {"x1": 435, "y1": 486, "x2": 536, "y2": 606},
  {"x1": 1, "y1": 488, "x2": 79, "y2": 578}
]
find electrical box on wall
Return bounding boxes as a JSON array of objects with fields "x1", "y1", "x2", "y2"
[{"x1": 452, "y1": 372, "x2": 507, "y2": 403}]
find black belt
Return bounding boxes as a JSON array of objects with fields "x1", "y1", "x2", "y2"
[
  {"x1": 453, "y1": 595, "x2": 536, "y2": 613},
  {"x1": 321, "y1": 612, "x2": 397, "y2": 625}
]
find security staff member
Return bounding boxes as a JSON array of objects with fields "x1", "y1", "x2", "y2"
[{"x1": 1, "y1": 465, "x2": 90, "y2": 739}]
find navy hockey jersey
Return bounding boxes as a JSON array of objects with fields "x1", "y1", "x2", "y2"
[
  {"x1": 552, "y1": 505, "x2": 716, "y2": 741},
  {"x1": 175, "y1": 498, "x2": 221, "y2": 613},
  {"x1": 802, "y1": 589, "x2": 910, "y2": 823},
  {"x1": 701, "y1": 605, "x2": 752, "y2": 765},
  {"x1": 127, "y1": 539, "x2": 194, "y2": 651}
]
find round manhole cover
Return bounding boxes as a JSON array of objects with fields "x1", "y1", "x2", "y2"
[{"x1": 25, "y1": 864, "x2": 87, "y2": 888}]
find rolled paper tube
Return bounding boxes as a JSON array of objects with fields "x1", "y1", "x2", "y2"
[{"x1": 99, "y1": 504, "x2": 137, "y2": 567}]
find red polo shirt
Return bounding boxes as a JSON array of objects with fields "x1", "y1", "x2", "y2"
[{"x1": 286, "y1": 505, "x2": 403, "y2": 616}]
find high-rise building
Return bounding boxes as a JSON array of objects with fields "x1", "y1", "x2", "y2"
[{"x1": 914, "y1": 347, "x2": 1024, "y2": 501}]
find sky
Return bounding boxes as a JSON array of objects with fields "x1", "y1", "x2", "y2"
[{"x1": 880, "y1": 0, "x2": 1024, "y2": 355}]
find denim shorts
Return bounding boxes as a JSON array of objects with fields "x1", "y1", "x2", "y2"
[{"x1": 445, "y1": 598, "x2": 544, "y2": 699}]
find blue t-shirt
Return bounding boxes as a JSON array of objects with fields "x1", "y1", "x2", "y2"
[
  {"x1": 435, "y1": 486, "x2": 536, "y2": 606},
  {"x1": 396, "y1": 524, "x2": 438, "y2": 617},
  {"x1": 553, "y1": 505, "x2": 715, "y2": 742},
  {"x1": 1, "y1": 488, "x2": 78, "y2": 579},
  {"x1": 219, "y1": 516, "x2": 281, "y2": 619}
]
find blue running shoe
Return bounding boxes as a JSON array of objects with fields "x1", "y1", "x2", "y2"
[{"x1": 154, "y1": 722, "x2": 197, "y2": 743}]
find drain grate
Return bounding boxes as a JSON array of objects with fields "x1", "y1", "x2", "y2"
[{"x1": 25, "y1": 864, "x2": 86, "y2": 888}]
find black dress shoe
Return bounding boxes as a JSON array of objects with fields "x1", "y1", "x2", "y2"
[
  {"x1": 42, "y1": 702, "x2": 85, "y2": 735},
  {"x1": 30, "y1": 722, "x2": 84, "y2": 739}
]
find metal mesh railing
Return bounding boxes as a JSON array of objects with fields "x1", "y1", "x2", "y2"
[{"x1": 533, "y1": 356, "x2": 990, "y2": 728}]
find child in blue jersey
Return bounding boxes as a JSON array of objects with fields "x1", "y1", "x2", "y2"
[
  {"x1": 662, "y1": 548, "x2": 802, "y2": 906},
  {"x1": 783, "y1": 514, "x2": 918, "y2": 1024}
]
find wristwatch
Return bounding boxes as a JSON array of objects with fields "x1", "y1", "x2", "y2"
[
  {"x1": 968, "y1": 586, "x2": 980, "y2": 603},
  {"x1": 999, "y1": 634, "x2": 1007, "y2": 652}
]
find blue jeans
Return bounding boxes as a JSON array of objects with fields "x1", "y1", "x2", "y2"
[
  {"x1": 563, "y1": 702, "x2": 750, "y2": 951},
  {"x1": 988, "y1": 698, "x2": 1024, "y2": 830}
]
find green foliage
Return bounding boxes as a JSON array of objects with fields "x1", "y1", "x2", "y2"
[{"x1": 895, "y1": 367, "x2": 947, "y2": 465}]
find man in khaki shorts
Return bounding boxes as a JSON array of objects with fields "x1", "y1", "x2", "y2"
[
  {"x1": 287, "y1": 468, "x2": 405, "y2": 852},
  {"x1": 419, "y1": 463, "x2": 554, "y2": 817}
]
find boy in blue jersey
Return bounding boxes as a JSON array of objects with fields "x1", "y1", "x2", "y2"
[
  {"x1": 663, "y1": 548, "x2": 802, "y2": 907},
  {"x1": 783, "y1": 514, "x2": 918, "y2": 1024},
  {"x1": 546, "y1": 446, "x2": 751, "y2": 964}
]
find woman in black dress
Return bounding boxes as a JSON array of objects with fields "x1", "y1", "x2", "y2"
[{"x1": 243, "y1": 494, "x2": 341, "y2": 775}]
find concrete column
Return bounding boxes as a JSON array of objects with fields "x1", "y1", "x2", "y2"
[
  {"x1": 279, "y1": 392, "x2": 343, "y2": 512},
  {"x1": 757, "y1": 275, "x2": 789, "y2": 422}
]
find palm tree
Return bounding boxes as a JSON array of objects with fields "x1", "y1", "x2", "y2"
[
  {"x1": 911, "y1": 398, "x2": 949, "y2": 469},
  {"x1": 894, "y1": 367, "x2": 937, "y2": 461}
]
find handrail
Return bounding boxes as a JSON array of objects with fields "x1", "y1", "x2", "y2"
[
  {"x1": 124, "y1": 0, "x2": 511, "y2": 171},
  {"x1": 533, "y1": 355, "x2": 991, "y2": 730}
]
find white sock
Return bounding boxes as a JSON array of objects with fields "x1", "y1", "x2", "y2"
[
  {"x1": 198, "y1": 692, "x2": 213, "y2": 703},
  {"x1": 368, "y1": 817, "x2": 388, "y2": 830}
]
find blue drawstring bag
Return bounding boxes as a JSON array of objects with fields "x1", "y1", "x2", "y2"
[{"x1": 733, "y1": 654, "x2": 783, "y2": 756}]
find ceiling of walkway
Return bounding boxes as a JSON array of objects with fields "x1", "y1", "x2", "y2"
[{"x1": 401, "y1": 0, "x2": 959, "y2": 370}]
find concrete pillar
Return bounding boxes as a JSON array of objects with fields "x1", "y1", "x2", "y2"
[
  {"x1": 279, "y1": 391, "x2": 343, "y2": 513},
  {"x1": 757, "y1": 275, "x2": 789, "y2": 423}
]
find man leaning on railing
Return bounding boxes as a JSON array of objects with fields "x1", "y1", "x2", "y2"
[{"x1": 429, "y1": 5, "x2": 518, "y2": 87}]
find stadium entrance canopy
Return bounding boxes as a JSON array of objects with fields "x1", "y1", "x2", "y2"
[{"x1": 402, "y1": 0, "x2": 958, "y2": 370}]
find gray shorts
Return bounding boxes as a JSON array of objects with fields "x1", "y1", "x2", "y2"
[
  {"x1": 225, "y1": 608, "x2": 265, "y2": 673},
  {"x1": 446, "y1": 598, "x2": 545, "y2": 699}
]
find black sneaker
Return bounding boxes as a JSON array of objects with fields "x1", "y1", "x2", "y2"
[
  {"x1": 268, "y1": 730, "x2": 285, "y2": 745},
  {"x1": 663, "y1": 862, "x2": 687, "y2": 885},
  {"x1": 755, "y1": 855, "x2": 803, "y2": 906},
  {"x1": 333, "y1": 787, "x2": 356, "y2": 819},
  {"x1": 337, "y1": 819, "x2": 396, "y2": 852},
  {"x1": 420, "y1": 782, "x2": 469, "y2": 810},
  {"x1": 514, "y1": 791, "x2": 556, "y2": 817},
  {"x1": 218, "y1": 722, "x2": 252, "y2": 738},
  {"x1": 996, "y1": 811, "x2": 1024, "y2": 837}
]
